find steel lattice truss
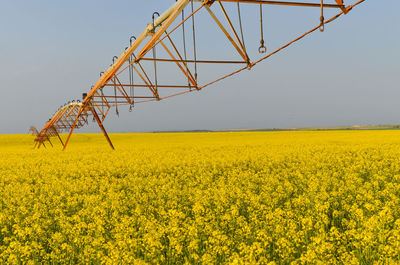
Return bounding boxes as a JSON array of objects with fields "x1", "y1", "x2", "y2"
[{"x1": 33, "y1": 0, "x2": 365, "y2": 150}]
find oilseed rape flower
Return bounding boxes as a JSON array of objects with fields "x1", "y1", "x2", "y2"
[{"x1": 0, "y1": 131, "x2": 400, "y2": 263}]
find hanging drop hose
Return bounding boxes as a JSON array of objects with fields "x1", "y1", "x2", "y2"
[
  {"x1": 176, "y1": 0, "x2": 190, "y2": 88},
  {"x1": 125, "y1": 46, "x2": 132, "y2": 109},
  {"x1": 129, "y1": 36, "x2": 136, "y2": 112},
  {"x1": 320, "y1": 0, "x2": 325, "y2": 32},
  {"x1": 237, "y1": 2, "x2": 250, "y2": 66},
  {"x1": 91, "y1": 85, "x2": 96, "y2": 122},
  {"x1": 125, "y1": 46, "x2": 134, "y2": 112},
  {"x1": 112, "y1": 56, "x2": 119, "y2": 116},
  {"x1": 259, "y1": 4, "x2": 267, "y2": 54},
  {"x1": 114, "y1": 80, "x2": 119, "y2": 117},
  {"x1": 181, "y1": 3, "x2": 190, "y2": 89},
  {"x1": 191, "y1": 0, "x2": 198, "y2": 83},
  {"x1": 237, "y1": 2, "x2": 246, "y2": 54},
  {"x1": 152, "y1": 12, "x2": 160, "y2": 96},
  {"x1": 100, "y1": 72, "x2": 105, "y2": 119}
]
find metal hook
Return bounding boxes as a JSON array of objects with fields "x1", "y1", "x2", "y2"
[
  {"x1": 128, "y1": 35, "x2": 137, "y2": 110},
  {"x1": 130, "y1": 36, "x2": 137, "y2": 45},
  {"x1": 152, "y1": 12, "x2": 160, "y2": 24},
  {"x1": 112, "y1": 56, "x2": 118, "y2": 64},
  {"x1": 319, "y1": 16, "x2": 325, "y2": 32},
  {"x1": 320, "y1": 0, "x2": 325, "y2": 32},
  {"x1": 259, "y1": 40, "x2": 267, "y2": 54},
  {"x1": 152, "y1": 12, "x2": 160, "y2": 33},
  {"x1": 258, "y1": 4, "x2": 267, "y2": 54},
  {"x1": 100, "y1": 71, "x2": 104, "y2": 77}
]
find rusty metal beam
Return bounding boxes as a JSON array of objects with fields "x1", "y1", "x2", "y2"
[
  {"x1": 164, "y1": 33, "x2": 198, "y2": 88},
  {"x1": 205, "y1": 5, "x2": 249, "y2": 62},
  {"x1": 91, "y1": 107, "x2": 115, "y2": 150},
  {"x1": 139, "y1": 58, "x2": 247, "y2": 64},
  {"x1": 159, "y1": 40, "x2": 198, "y2": 88},
  {"x1": 92, "y1": 95, "x2": 157, "y2": 99},
  {"x1": 103, "y1": 84, "x2": 194, "y2": 88},
  {"x1": 217, "y1": 1, "x2": 250, "y2": 64},
  {"x1": 218, "y1": 0, "x2": 343, "y2": 8},
  {"x1": 135, "y1": 0, "x2": 190, "y2": 60}
]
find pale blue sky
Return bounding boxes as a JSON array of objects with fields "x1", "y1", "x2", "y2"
[{"x1": 0, "y1": 0, "x2": 399, "y2": 134}]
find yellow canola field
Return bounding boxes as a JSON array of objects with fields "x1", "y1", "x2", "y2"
[{"x1": 1, "y1": 131, "x2": 400, "y2": 264}]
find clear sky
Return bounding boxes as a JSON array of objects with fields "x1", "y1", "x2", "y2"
[{"x1": 0, "y1": 0, "x2": 399, "y2": 134}]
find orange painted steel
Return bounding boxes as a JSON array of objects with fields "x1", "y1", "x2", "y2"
[
  {"x1": 217, "y1": 0, "x2": 344, "y2": 8},
  {"x1": 34, "y1": 102, "x2": 91, "y2": 149},
  {"x1": 33, "y1": 0, "x2": 366, "y2": 150}
]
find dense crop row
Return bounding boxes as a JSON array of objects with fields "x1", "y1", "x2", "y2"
[{"x1": 1, "y1": 131, "x2": 400, "y2": 264}]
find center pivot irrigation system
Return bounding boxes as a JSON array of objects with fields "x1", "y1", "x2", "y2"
[{"x1": 32, "y1": 0, "x2": 365, "y2": 150}]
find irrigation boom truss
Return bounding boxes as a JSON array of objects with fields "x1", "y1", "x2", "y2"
[{"x1": 33, "y1": 0, "x2": 365, "y2": 150}]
